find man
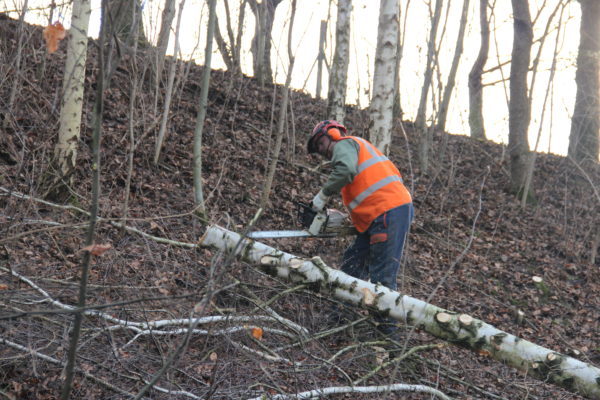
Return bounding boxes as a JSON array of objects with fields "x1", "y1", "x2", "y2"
[{"x1": 307, "y1": 120, "x2": 414, "y2": 338}]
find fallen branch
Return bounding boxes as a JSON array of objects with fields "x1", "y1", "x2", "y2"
[
  {"x1": 200, "y1": 224, "x2": 600, "y2": 400},
  {"x1": 246, "y1": 383, "x2": 452, "y2": 400}
]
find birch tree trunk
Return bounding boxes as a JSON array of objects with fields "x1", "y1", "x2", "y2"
[
  {"x1": 435, "y1": 0, "x2": 469, "y2": 133},
  {"x1": 326, "y1": 0, "x2": 352, "y2": 122},
  {"x1": 508, "y1": 0, "x2": 533, "y2": 197},
  {"x1": 192, "y1": 0, "x2": 217, "y2": 215},
  {"x1": 369, "y1": 0, "x2": 398, "y2": 155},
  {"x1": 568, "y1": 0, "x2": 600, "y2": 164},
  {"x1": 199, "y1": 224, "x2": 600, "y2": 400},
  {"x1": 468, "y1": 0, "x2": 489, "y2": 140},
  {"x1": 54, "y1": 0, "x2": 91, "y2": 190}
]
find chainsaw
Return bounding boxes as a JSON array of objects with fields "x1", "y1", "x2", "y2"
[{"x1": 247, "y1": 202, "x2": 358, "y2": 239}]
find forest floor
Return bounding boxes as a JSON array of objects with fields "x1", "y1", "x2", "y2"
[{"x1": 1, "y1": 14, "x2": 599, "y2": 400}]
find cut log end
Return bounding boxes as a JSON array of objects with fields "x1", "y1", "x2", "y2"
[
  {"x1": 458, "y1": 314, "x2": 473, "y2": 326},
  {"x1": 436, "y1": 312, "x2": 452, "y2": 324}
]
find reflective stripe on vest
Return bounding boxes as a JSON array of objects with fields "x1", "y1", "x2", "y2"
[{"x1": 348, "y1": 175, "x2": 403, "y2": 211}]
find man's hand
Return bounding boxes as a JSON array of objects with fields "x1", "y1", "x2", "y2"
[{"x1": 311, "y1": 190, "x2": 329, "y2": 212}]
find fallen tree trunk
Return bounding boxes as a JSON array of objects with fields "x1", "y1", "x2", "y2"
[{"x1": 199, "y1": 225, "x2": 600, "y2": 400}]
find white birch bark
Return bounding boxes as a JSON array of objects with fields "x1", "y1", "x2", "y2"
[
  {"x1": 326, "y1": 0, "x2": 351, "y2": 122},
  {"x1": 55, "y1": 0, "x2": 91, "y2": 179},
  {"x1": 200, "y1": 225, "x2": 600, "y2": 400},
  {"x1": 369, "y1": 0, "x2": 398, "y2": 155}
]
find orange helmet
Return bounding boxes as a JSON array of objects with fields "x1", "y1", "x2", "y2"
[{"x1": 307, "y1": 120, "x2": 347, "y2": 153}]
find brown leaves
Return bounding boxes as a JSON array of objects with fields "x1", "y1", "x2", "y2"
[{"x1": 43, "y1": 22, "x2": 66, "y2": 54}]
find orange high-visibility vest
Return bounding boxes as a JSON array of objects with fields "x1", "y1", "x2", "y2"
[{"x1": 340, "y1": 136, "x2": 412, "y2": 232}]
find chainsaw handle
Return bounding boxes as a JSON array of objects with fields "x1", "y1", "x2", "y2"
[{"x1": 294, "y1": 201, "x2": 317, "y2": 229}]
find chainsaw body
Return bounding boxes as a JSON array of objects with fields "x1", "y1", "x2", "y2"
[{"x1": 246, "y1": 202, "x2": 357, "y2": 239}]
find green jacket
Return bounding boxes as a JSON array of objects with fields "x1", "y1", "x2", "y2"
[{"x1": 322, "y1": 139, "x2": 359, "y2": 197}]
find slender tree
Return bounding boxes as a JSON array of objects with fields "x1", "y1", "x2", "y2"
[
  {"x1": 468, "y1": 0, "x2": 490, "y2": 140},
  {"x1": 54, "y1": 0, "x2": 91, "y2": 194},
  {"x1": 327, "y1": 0, "x2": 352, "y2": 122},
  {"x1": 369, "y1": 0, "x2": 399, "y2": 155},
  {"x1": 248, "y1": 0, "x2": 283, "y2": 86},
  {"x1": 415, "y1": 0, "x2": 443, "y2": 130},
  {"x1": 436, "y1": 0, "x2": 470, "y2": 133},
  {"x1": 154, "y1": 0, "x2": 186, "y2": 164},
  {"x1": 192, "y1": 0, "x2": 218, "y2": 215},
  {"x1": 260, "y1": 0, "x2": 297, "y2": 209},
  {"x1": 568, "y1": 0, "x2": 600, "y2": 164},
  {"x1": 59, "y1": 1, "x2": 107, "y2": 397},
  {"x1": 508, "y1": 0, "x2": 533, "y2": 196}
]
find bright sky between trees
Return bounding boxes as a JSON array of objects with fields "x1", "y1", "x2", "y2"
[{"x1": 5, "y1": 0, "x2": 581, "y2": 156}]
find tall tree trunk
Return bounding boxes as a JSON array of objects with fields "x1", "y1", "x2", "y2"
[
  {"x1": 435, "y1": 0, "x2": 469, "y2": 133},
  {"x1": 416, "y1": 0, "x2": 442, "y2": 172},
  {"x1": 415, "y1": 0, "x2": 442, "y2": 130},
  {"x1": 214, "y1": 0, "x2": 247, "y2": 75},
  {"x1": 249, "y1": 0, "x2": 282, "y2": 86},
  {"x1": 192, "y1": 0, "x2": 218, "y2": 216},
  {"x1": 154, "y1": 0, "x2": 176, "y2": 83},
  {"x1": 508, "y1": 0, "x2": 533, "y2": 197},
  {"x1": 199, "y1": 224, "x2": 600, "y2": 400},
  {"x1": 369, "y1": 0, "x2": 398, "y2": 155},
  {"x1": 468, "y1": 0, "x2": 489, "y2": 140},
  {"x1": 154, "y1": 0, "x2": 186, "y2": 164},
  {"x1": 326, "y1": 0, "x2": 352, "y2": 122},
  {"x1": 393, "y1": 1, "x2": 411, "y2": 122},
  {"x1": 315, "y1": 20, "x2": 327, "y2": 100},
  {"x1": 54, "y1": 0, "x2": 91, "y2": 193},
  {"x1": 568, "y1": 0, "x2": 600, "y2": 164},
  {"x1": 260, "y1": 0, "x2": 297, "y2": 209},
  {"x1": 106, "y1": 0, "x2": 149, "y2": 49}
]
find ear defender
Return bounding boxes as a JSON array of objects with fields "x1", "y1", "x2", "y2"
[{"x1": 326, "y1": 127, "x2": 343, "y2": 141}]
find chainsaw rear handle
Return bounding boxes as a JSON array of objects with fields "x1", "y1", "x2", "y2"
[{"x1": 295, "y1": 201, "x2": 327, "y2": 229}]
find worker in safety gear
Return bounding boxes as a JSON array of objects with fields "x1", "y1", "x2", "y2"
[{"x1": 307, "y1": 120, "x2": 414, "y2": 337}]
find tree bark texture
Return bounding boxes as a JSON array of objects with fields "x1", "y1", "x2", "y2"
[
  {"x1": 436, "y1": 0, "x2": 470, "y2": 133},
  {"x1": 369, "y1": 0, "x2": 398, "y2": 155},
  {"x1": 154, "y1": 0, "x2": 176, "y2": 82},
  {"x1": 55, "y1": 0, "x2": 91, "y2": 184},
  {"x1": 327, "y1": 0, "x2": 352, "y2": 122},
  {"x1": 508, "y1": 0, "x2": 533, "y2": 194},
  {"x1": 199, "y1": 224, "x2": 600, "y2": 400},
  {"x1": 568, "y1": 0, "x2": 600, "y2": 164},
  {"x1": 468, "y1": 0, "x2": 489, "y2": 140}
]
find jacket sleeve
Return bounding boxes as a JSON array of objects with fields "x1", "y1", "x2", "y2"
[{"x1": 321, "y1": 139, "x2": 359, "y2": 197}]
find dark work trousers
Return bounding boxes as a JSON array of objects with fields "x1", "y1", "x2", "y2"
[{"x1": 340, "y1": 203, "x2": 414, "y2": 334}]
